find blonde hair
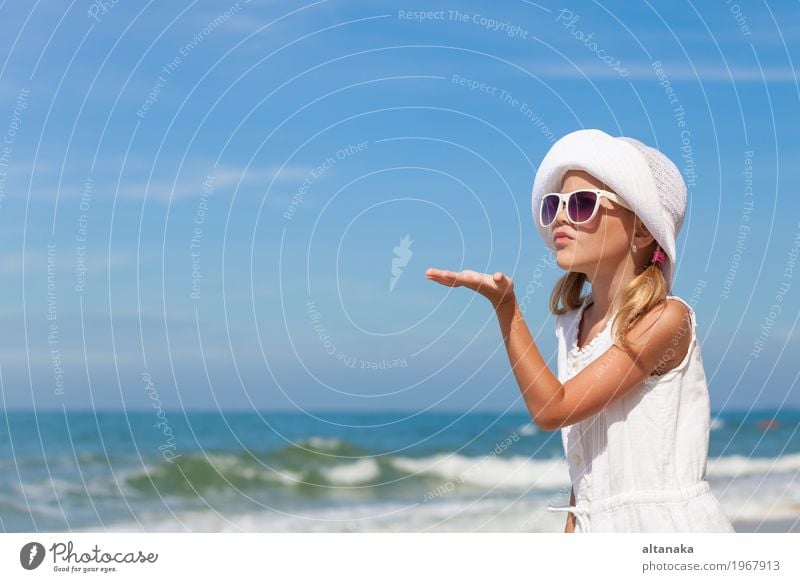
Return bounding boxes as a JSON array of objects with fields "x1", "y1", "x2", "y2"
[{"x1": 548, "y1": 245, "x2": 668, "y2": 354}]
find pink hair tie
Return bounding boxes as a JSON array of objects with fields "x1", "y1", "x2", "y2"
[{"x1": 651, "y1": 248, "x2": 667, "y2": 266}]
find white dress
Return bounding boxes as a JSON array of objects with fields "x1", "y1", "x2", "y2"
[{"x1": 546, "y1": 291, "x2": 735, "y2": 533}]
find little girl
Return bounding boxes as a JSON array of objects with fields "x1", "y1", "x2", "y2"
[{"x1": 426, "y1": 128, "x2": 735, "y2": 533}]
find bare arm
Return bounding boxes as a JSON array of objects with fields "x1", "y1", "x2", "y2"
[
  {"x1": 494, "y1": 296, "x2": 563, "y2": 429},
  {"x1": 425, "y1": 268, "x2": 690, "y2": 431},
  {"x1": 495, "y1": 293, "x2": 691, "y2": 430}
]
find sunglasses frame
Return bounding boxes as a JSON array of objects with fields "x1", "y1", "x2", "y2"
[{"x1": 539, "y1": 189, "x2": 633, "y2": 228}]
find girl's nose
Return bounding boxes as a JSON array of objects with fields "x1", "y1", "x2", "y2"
[{"x1": 555, "y1": 199, "x2": 570, "y2": 224}]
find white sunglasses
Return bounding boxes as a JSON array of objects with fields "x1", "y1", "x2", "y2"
[{"x1": 539, "y1": 189, "x2": 632, "y2": 227}]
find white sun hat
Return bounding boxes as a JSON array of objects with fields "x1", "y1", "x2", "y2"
[{"x1": 530, "y1": 128, "x2": 687, "y2": 293}]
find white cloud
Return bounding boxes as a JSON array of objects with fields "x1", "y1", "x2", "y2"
[
  {"x1": 526, "y1": 60, "x2": 798, "y2": 82},
  {"x1": 115, "y1": 164, "x2": 312, "y2": 203},
  {"x1": 13, "y1": 163, "x2": 311, "y2": 203},
  {"x1": 0, "y1": 249, "x2": 133, "y2": 274}
]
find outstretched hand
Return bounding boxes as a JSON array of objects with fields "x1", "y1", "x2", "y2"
[{"x1": 426, "y1": 268, "x2": 516, "y2": 310}]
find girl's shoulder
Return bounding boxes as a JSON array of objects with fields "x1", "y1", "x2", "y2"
[
  {"x1": 620, "y1": 295, "x2": 696, "y2": 351},
  {"x1": 660, "y1": 295, "x2": 697, "y2": 331},
  {"x1": 647, "y1": 295, "x2": 698, "y2": 376}
]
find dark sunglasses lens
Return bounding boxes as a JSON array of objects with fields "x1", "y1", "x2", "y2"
[
  {"x1": 541, "y1": 195, "x2": 560, "y2": 225},
  {"x1": 569, "y1": 191, "x2": 598, "y2": 223}
]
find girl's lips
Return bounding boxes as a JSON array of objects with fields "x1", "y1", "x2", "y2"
[
  {"x1": 552, "y1": 230, "x2": 574, "y2": 242},
  {"x1": 554, "y1": 236, "x2": 572, "y2": 246}
]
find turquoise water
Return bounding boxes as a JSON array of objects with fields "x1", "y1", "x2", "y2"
[{"x1": 1, "y1": 409, "x2": 798, "y2": 532}]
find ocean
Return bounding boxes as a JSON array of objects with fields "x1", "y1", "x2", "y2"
[{"x1": 1, "y1": 409, "x2": 798, "y2": 532}]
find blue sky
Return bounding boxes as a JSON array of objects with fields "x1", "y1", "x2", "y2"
[{"x1": 0, "y1": 0, "x2": 798, "y2": 412}]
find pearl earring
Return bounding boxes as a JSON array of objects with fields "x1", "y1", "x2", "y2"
[{"x1": 631, "y1": 243, "x2": 638, "y2": 253}]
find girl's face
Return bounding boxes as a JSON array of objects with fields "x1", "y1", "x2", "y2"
[{"x1": 550, "y1": 170, "x2": 652, "y2": 276}]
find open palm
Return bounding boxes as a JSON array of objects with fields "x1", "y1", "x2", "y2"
[{"x1": 425, "y1": 268, "x2": 515, "y2": 309}]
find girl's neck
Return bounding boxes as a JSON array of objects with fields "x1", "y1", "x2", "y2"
[{"x1": 585, "y1": 286, "x2": 622, "y2": 322}]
